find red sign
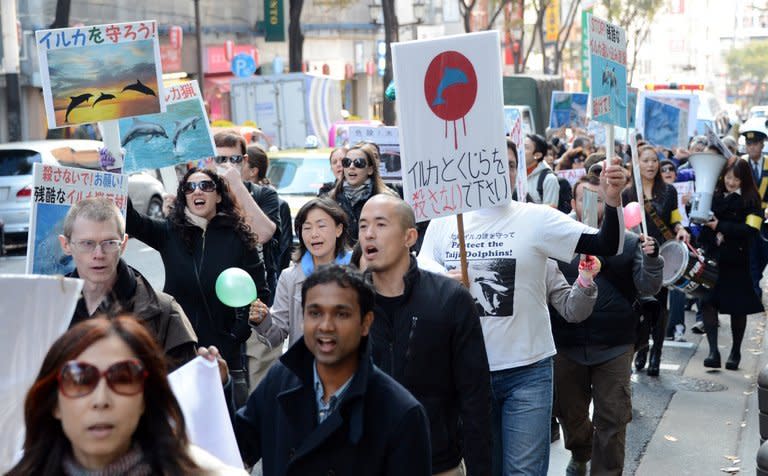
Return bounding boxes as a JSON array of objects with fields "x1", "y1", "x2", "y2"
[
  {"x1": 160, "y1": 44, "x2": 182, "y2": 72},
  {"x1": 423, "y1": 51, "x2": 478, "y2": 149},
  {"x1": 169, "y1": 25, "x2": 183, "y2": 50},
  {"x1": 206, "y1": 45, "x2": 258, "y2": 74}
]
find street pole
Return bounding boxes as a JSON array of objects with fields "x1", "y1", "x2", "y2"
[
  {"x1": 194, "y1": 0, "x2": 204, "y2": 96},
  {"x1": 381, "y1": 0, "x2": 398, "y2": 126},
  {"x1": 1, "y1": 0, "x2": 22, "y2": 141}
]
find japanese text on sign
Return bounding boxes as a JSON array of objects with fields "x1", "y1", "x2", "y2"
[
  {"x1": 592, "y1": 96, "x2": 610, "y2": 117},
  {"x1": 35, "y1": 165, "x2": 128, "y2": 211},
  {"x1": 164, "y1": 82, "x2": 199, "y2": 104},
  {"x1": 588, "y1": 16, "x2": 626, "y2": 65},
  {"x1": 37, "y1": 21, "x2": 157, "y2": 50}
]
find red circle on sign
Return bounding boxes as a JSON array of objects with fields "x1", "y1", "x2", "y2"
[{"x1": 423, "y1": 51, "x2": 478, "y2": 121}]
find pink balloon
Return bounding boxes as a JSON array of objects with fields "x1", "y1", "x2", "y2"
[{"x1": 623, "y1": 202, "x2": 643, "y2": 229}]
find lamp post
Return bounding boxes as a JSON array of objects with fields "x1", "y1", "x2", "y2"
[
  {"x1": 369, "y1": 0, "x2": 425, "y2": 126},
  {"x1": 194, "y1": 0, "x2": 204, "y2": 96}
]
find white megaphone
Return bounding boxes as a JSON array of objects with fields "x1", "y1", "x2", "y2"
[{"x1": 688, "y1": 152, "x2": 727, "y2": 224}]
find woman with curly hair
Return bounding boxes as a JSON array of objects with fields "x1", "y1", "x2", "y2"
[
  {"x1": 6, "y1": 315, "x2": 246, "y2": 475},
  {"x1": 127, "y1": 168, "x2": 269, "y2": 401}
]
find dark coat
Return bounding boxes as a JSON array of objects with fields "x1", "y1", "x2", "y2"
[
  {"x1": 68, "y1": 260, "x2": 198, "y2": 371},
  {"x1": 698, "y1": 191, "x2": 763, "y2": 315},
  {"x1": 244, "y1": 181, "x2": 282, "y2": 305},
  {"x1": 234, "y1": 337, "x2": 432, "y2": 476},
  {"x1": 369, "y1": 257, "x2": 492, "y2": 476},
  {"x1": 332, "y1": 188, "x2": 371, "y2": 244},
  {"x1": 126, "y1": 201, "x2": 270, "y2": 370}
]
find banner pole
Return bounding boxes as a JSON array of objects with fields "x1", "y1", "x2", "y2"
[{"x1": 456, "y1": 213, "x2": 469, "y2": 288}]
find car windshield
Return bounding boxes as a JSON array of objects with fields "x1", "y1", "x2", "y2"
[
  {"x1": 0, "y1": 149, "x2": 41, "y2": 176},
  {"x1": 267, "y1": 156, "x2": 335, "y2": 195}
]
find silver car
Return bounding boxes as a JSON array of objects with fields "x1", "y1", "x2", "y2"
[{"x1": 0, "y1": 139, "x2": 165, "y2": 250}]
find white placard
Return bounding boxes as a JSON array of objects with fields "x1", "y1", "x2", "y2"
[{"x1": 347, "y1": 125, "x2": 401, "y2": 182}]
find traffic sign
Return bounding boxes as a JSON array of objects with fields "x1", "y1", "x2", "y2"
[{"x1": 231, "y1": 53, "x2": 256, "y2": 77}]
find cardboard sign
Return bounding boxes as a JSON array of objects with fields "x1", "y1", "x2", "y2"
[
  {"x1": 549, "y1": 91, "x2": 589, "y2": 129},
  {"x1": 504, "y1": 107, "x2": 527, "y2": 201},
  {"x1": 119, "y1": 80, "x2": 215, "y2": 173},
  {"x1": 25, "y1": 164, "x2": 128, "y2": 276},
  {"x1": 392, "y1": 31, "x2": 509, "y2": 222},
  {"x1": 36, "y1": 21, "x2": 165, "y2": 129},
  {"x1": 347, "y1": 125, "x2": 402, "y2": 182},
  {"x1": 588, "y1": 15, "x2": 627, "y2": 127}
]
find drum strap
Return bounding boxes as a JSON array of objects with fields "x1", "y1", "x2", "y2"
[{"x1": 645, "y1": 199, "x2": 675, "y2": 242}]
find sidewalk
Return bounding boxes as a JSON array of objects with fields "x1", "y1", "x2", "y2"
[{"x1": 635, "y1": 312, "x2": 767, "y2": 475}]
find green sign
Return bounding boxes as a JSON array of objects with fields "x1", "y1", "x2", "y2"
[
  {"x1": 581, "y1": 7, "x2": 591, "y2": 92},
  {"x1": 265, "y1": 0, "x2": 285, "y2": 42}
]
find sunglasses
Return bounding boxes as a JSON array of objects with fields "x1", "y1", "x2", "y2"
[
  {"x1": 213, "y1": 155, "x2": 244, "y2": 164},
  {"x1": 58, "y1": 359, "x2": 148, "y2": 398},
  {"x1": 661, "y1": 166, "x2": 676, "y2": 173},
  {"x1": 342, "y1": 157, "x2": 369, "y2": 169},
  {"x1": 182, "y1": 180, "x2": 217, "y2": 194}
]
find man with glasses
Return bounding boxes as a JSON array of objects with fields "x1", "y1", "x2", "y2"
[
  {"x1": 740, "y1": 120, "x2": 768, "y2": 297},
  {"x1": 59, "y1": 198, "x2": 198, "y2": 370}
]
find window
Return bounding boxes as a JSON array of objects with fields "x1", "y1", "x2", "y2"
[{"x1": 0, "y1": 150, "x2": 41, "y2": 176}]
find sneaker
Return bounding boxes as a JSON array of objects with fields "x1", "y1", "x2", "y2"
[
  {"x1": 674, "y1": 324, "x2": 686, "y2": 342},
  {"x1": 691, "y1": 321, "x2": 705, "y2": 334},
  {"x1": 565, "y1": 458, "x2": 588, "y2": 476}
]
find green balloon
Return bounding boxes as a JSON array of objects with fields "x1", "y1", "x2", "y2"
[{"x1": 215, "y1": 267, "x2": 257, "y2": 307}]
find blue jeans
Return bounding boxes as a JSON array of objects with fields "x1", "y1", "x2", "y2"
[{"x1": 490, "y1": 357, "x2": 553, "y2": 476}]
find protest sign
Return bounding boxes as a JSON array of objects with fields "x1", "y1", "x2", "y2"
[
  {"x1": 25, "y1": 163, "x2": 128, "y2": 276},
  {"x1": 549, "y1": 91, "x2": 589, "y2": 129},
  {"x1": 36, "y1": 21, "x2": 165, "y2": 129},
  {"x1": 627, "y1": 87, "x2": 638, "y2": 129},
  {"x1": 504, "y1": 106, "x2": 528, "y2": 201},
  {"x1": 556, "y1": 167, "x2": 587, "y2": 187},
  {"x1": 0, "y1": 275, "x2": 83, "y2": 472},
  {"x1": 119, "y1": 80, "x2": 215, "y2": 173},
  {"x1": 641, "y1": 97, "x2": 687, "y2": 149},
  {"x1": 392, "y1": 31, "x2": 509, "y2": 222},
  {"x1": 672, "y1": 181, "x2": 694, "y2": 226},
  {"x1": 347, "y1": 125, "x2": 402, "y2": 182},
  {"x1": 636, "y1": 90, "x2": 699, "y2": 142},
  {"x1": 588, "y1": 15, "x2": 627, "y2": 127}
]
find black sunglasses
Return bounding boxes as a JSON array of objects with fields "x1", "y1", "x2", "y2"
[
  {"x1": 182, "y1": 180, "x2": 217, "y2": 194},
  {"x1": 661, "y1": 166, "x2": 676, "y2": 173},
  {"x1": 342, "y1": 157, "x2": 369, "y2": 169},
  {"x1": 58, "y1": 359, "x2": 148, "y2": 398},
  {"x1": 213, "y1": 155, "x2": 244, "y2": 164}
]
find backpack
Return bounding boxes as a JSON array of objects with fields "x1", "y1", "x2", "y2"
[{"x1": 537, "y1": 168, "x2": 573, "y2": 214}]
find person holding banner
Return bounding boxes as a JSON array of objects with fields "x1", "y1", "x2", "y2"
[
  {"x1": 740, "y1": 122, "x2": 768, "y2": 297},
  {"x1": 60, "y1": 198, "x2": 198, "y2": 371},
  {"x1": 126, "y1": 168, "x2": 269, "y2": 404},
  {"x1": 7, "y1": 315, "x2": 247, "y2": 475},
  {"x1": 418, "y1": 157, "x2": 627, "y2": 476}
]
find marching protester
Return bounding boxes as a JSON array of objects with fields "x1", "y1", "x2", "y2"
[
  {"x1": 229, "y1": 265, "x2": 432, "y2": 475},
  {"x1": 697, "y1": 159, "x2": 764, "y2": 369},
  {"x1": 7, "y1": 315, "x2": 247, "y2": 475},
  {"x1": 249, "y1": 198, "x2": 352, "y2": 349},
  {"x1": 127, "y1": 167, "x2": 270, "y2": 405},
  {"x1": 60, "y1": 198, "x2": 198, "y2": 370},
  {"x1": 622, "y1": 144, "x2": 689, "y2": 376},
  {"x1": 525, "y1": 133, "x2": 560, "y2": 207},
  {"x1": 418, "y1": 152, "x2": 627, "y2": 475},
  {"x1": 552, "y1": 174, "x2": 663, "y2": 476},
  {"x1": 359, "y1": 194, "x2": 492, "y2": 476},
  {"x1": 327, "y1": 142, "x2": 398, "y2": 244}
]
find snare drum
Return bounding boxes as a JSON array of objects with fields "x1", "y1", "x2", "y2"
[{"x1": 659, "y1": 240, "x2": 719, "y2": 296}]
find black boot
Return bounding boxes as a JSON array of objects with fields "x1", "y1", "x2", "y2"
[
  {"x1": 703, "y1": 306, "x2": 721, "y2": 369},
  {"x1": 635, "y1": 348, "x2": 647, "y2": 371},
  {"x1": 726, "y1": 315, "x2": 746, "y2": 371},
  {"x1": 647, "y1": 345, "x2": 661, "y2": 376},
  {"x1": 725, "y1": 351, "x2": 740, "y2": 370},
  {"x1": 646, "y1": 306, "x2": 668, "y2": 377},
  {"x1": 704, "y1": 350, "x2": 722, "y2": 368}
]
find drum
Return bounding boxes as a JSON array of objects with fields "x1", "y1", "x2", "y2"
[{"x1": 659, "y1": 240, "x2": 719, "y2": 296}]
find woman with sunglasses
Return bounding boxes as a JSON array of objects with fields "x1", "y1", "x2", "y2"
[
  {"x1": 328, "y1": 142, "x2": 397, "y2": 244},
  {"x1": 7, "y1": 315, "x2": 246, "y2": 475},
  {"x1": 622, "y1": 144, "x2": 690, "y2": 376},
  {"x1": 249, "y1": 198, "x2": 351, "y2": 348},
  {"x1": 127, "y1": 168, "x2": 269, "y2": 404}
]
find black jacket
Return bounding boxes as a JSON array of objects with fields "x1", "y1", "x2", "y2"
[
  {"x1": 244, "y1": 181, "x2": 282, "y2": 305},
  {"x1": 69, "y1": 260, "x2": 198, "y2": 371},
  {"x1": 234, "y1": 337, "x2": 432, "y2": 476},
  {"x1": 623, "y1": 183, "x2": 679, "y2": 243},
  {"x1": 369, "y1": 257, "x2": 492, "y2": 476},
  {"x1": 127, "y1": 201, "x2": 270, "y2": 370},
  {"x1": 332, "y1": 188, "x2": 370, "y2": 244},
  {"x1": 551, "y1": 232, "x2": 664, "y2": 348}
]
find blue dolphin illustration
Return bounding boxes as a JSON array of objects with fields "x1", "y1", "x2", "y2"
[{"x1": 432, "y1": 67, "x2": 468, "y2": 106}]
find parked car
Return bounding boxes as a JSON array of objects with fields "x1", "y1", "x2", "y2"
[{"x1": 0, "y1": 140, "x2": 165, "y2": 249}]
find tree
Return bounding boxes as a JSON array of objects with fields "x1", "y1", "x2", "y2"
[
  {"x1": 288, "y1": 0, "x2": 304, "y2": 72},
  {"x1": 725, "y1": 39, "x2": 768, "y2": 104},
  {"x1": 601, "y1": 0, "x2": 663, "y2": 84}
]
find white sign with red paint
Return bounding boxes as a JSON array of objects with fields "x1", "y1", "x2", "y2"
[{"x1": 392, "y1": 31, "x2": 509, "y2": 222}]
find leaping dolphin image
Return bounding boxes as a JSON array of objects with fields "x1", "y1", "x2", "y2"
[
  {"x1": 64, "y1": 93, "x2": 93, "y2": 122},
  {"x1": 91, "y1": 92, "x2": 116, "y2": 107},
  {"x1": 172, "y1": 116, "x2": 202, "y2": 150},
  {"x1": 121, "y1": 79, "x2": 156, "y2": 97},
  {"x1": 121, "y1": 118, "x2": 168, "y2": 147},
  {"x1": 432, "y1": 67, "x2": 468, "y2": 106},
  {"x1": 602, "y1": 66, "x2": 617, "y2": 89}
]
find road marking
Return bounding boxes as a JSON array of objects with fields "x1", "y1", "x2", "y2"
[
  {"x1": 650, "y1": 340, "x2": 696, "y2": 349},
  {"x1": 660, "y1": 363, "x2": 681, "y2": 371}
]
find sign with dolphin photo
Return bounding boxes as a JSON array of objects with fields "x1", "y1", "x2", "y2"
[
  {"x1": 118, "y1": 80, "x2": 215, "y2": 173},
  {"x1": 36, "y1": 20, "x2": 165, "y2": 129},
  {"x1": 588, "y1": 15, "x2": 627, "y2": 127}
]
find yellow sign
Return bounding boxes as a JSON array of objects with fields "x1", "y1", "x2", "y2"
[{"x1": 545, "y1": 0, "x2": 560, "y2": 43}]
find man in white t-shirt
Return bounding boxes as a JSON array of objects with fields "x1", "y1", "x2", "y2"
[{"x1": 418, "y1": 155, "x2": 626, "y2": 476}]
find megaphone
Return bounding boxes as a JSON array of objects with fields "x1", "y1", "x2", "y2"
[{"x1": 688, "y1": 152, "x2": 727, "y2": 224}]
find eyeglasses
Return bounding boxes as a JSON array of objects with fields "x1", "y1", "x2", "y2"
[
  {"x1": 342, "y1": 157, "x2": 369, "y2": 169},
  {"x1": 58, "y1": 359, "x2": 148, "y2": 398},
  {"x1": 213, "y1": 155, "x2": 244, "y2": 165},
  {"x1": 68, "y1": 239, "x2": 123, "y2": 254},
  {"x1": 182, "y1": 180, "x2": 217, "y2": 194},
  {"x1": 661, "y1": 166, "x2": 676, "y2": 173}
]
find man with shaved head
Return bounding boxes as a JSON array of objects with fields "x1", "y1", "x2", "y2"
[{"x1": 359, "y1": 195, "x2": 492, "y2": 476}]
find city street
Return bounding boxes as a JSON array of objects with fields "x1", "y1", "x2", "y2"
[{"x1": 2, "y1": 238, "x2": 766, "y2": 475}]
